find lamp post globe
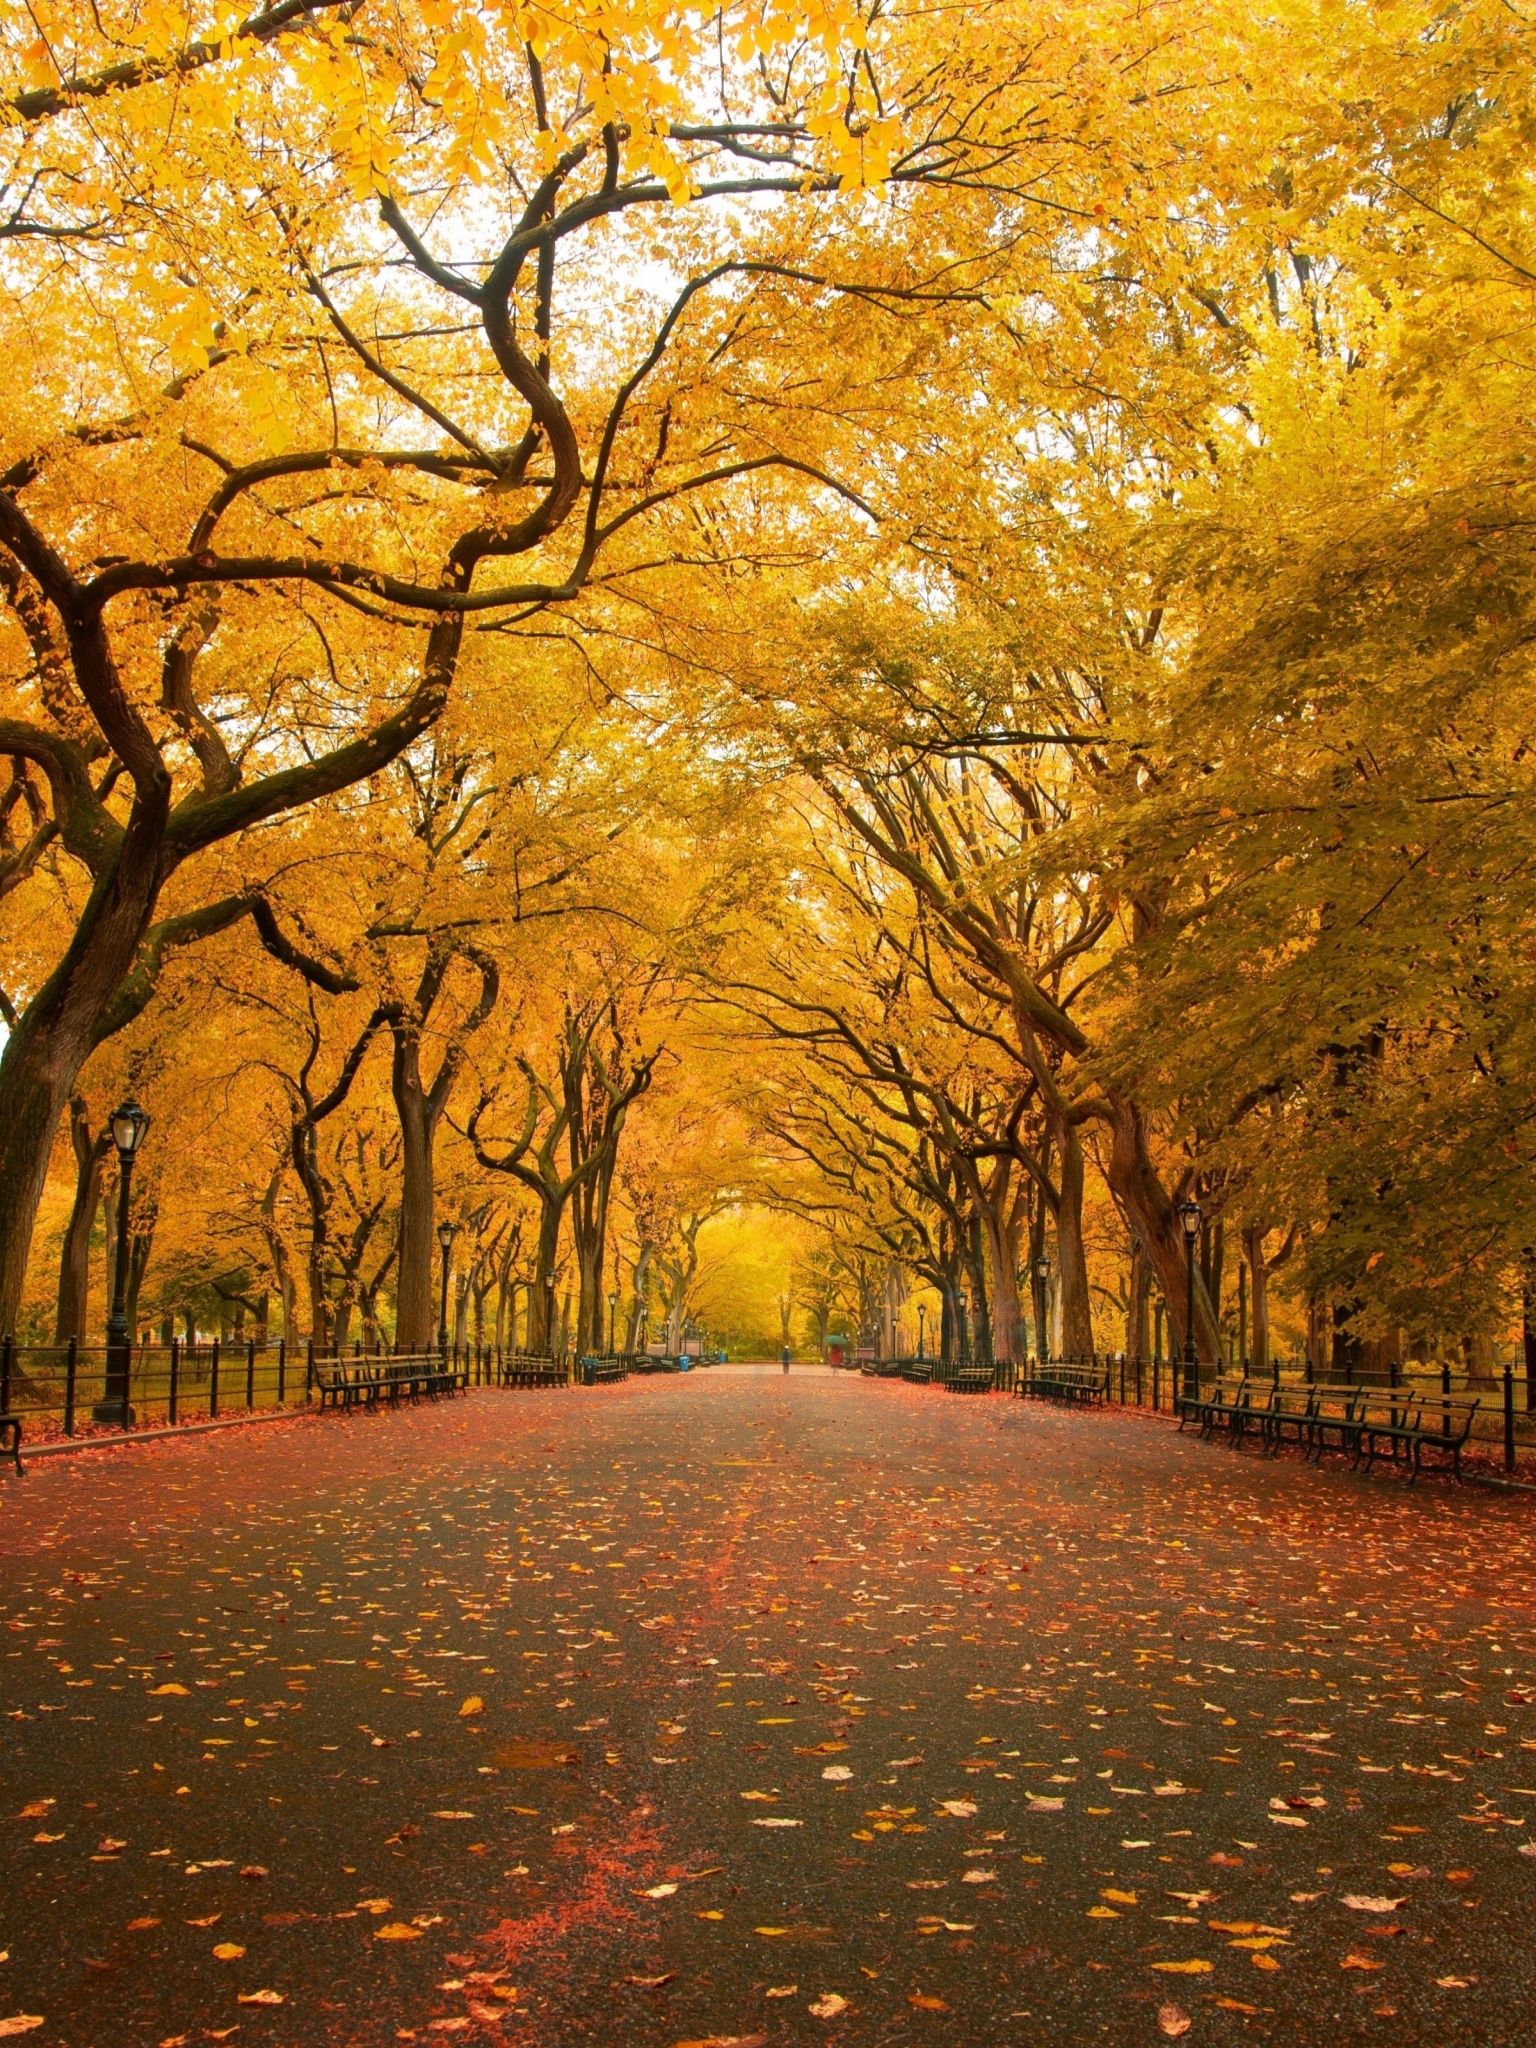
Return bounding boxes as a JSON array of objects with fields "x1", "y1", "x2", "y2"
[
  {"x1": 1178, "y1": 1197, "x2": 1203, "y2": 1398},
  {"x1": 916, "y1": 1300, "x2": 927, "y2": 1362},
  {"x1": 607, "y1": 1288, "x2": 619, "y2": 1355},
  {"x1": 94, "y1": 1099, "x2": 151, "y2": 1426}
]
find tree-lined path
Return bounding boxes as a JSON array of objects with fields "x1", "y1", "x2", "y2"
[{"x1": 3, "y1": 1377, "x2": 1534, "y2": 2047}]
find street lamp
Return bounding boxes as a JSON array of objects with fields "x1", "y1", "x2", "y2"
[
  {"x1": 437, "y1": 1219, "x2": 459, "y2": 1357},
  {"x1": 916, "y1": 1300, "x2": 927, "y2": 1361},
  {"x1": 608, "y1": 1287, "x2": 619, "y2": 1355},
  {"x1": 1034, "y1": 1255, "x2": 1051, "y2": 1364},
  {"x1": 1178, "y1": 1198, "x2": 1202, "y2": 1398},
  {"x1": 543, "y1": 1269, "x2": 556, "y2": 1356},
  {"x1": 93, "y1": 1099, "x2": 150, "y2": 1425}
]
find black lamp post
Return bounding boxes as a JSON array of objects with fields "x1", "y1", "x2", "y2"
[
  {"x1": 608, "y1": 1288, "x2": 618, "y2": 1355},
  {"x1": 1179, "y1": 1197, "x2": 1202, "y2": 1398},
  {"x1": 916, "y1": 1301, "x2": 927, "y2": 1361},
  {"x1": 1034, "y1": 1255, "x2": 1051, "y2": 1364},
  {"x1": 544, "y1": 1269, "x2": 556, "y2": 1354},
  {"x1": 437, "y1": 1219, "x2": 458, "y2": 1357},
  {"x1": 94, "y1": 1098, "x2": 150, "y2": 1425}
]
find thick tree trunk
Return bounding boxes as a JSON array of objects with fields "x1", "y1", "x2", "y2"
[
  {"x1": 1125, "y1": 1233, "x2": 1150, "y2": 1359},
  {"x1": 966, "y1": 1209, "x2": 993, "y2": 1364},
  {"x1": 1053, "y1": 1117, "x2": 1095, "y2": 1357},
  {"x1": 54, "y1": 1097, "x2": 109, "y2": 1340},
  {"x1": 529, "y1": 1196, "x2": 562, "y2": 1352},
  {"x1": 1102, "y1": 1094, "x2": 1221, "y2": 1361},
  {"x1": 0, "y1": 806, "x2": 167, "y2": 1332},
  {"x1": 1242, "y1": 1225, "x2": 1269, "y2": 1370},
  {"x1": 391, "y1": 1046, "x2": 438, "y2": 1352},
  {"x1": 625, "y1": 1241, "x2": 654, "y2": 1352},
  {"x1": 1028, "y1": 1174, "x2": 1049, "y2": 1358},
  {"x1": 293, "y1": 1127, "x2": 333, "y2": 1352}
]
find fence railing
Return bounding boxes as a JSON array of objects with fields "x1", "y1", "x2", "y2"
[
  {"x1": 0, "y1": 1334, "x2": 582, "y2": 1441},
  {"x1": 853, "y1": 1345, "x2": 1536, "y2": 1473},
  {"x1": 1018, "y1": 1351, "x2": 1536, "y2": 1474}
]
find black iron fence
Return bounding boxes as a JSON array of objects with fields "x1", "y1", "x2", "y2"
[
  {"x1": 852, "y1": 1345, "x2": 1536, "y2": 1474},
  {"x1": 0, "y1": 1335, "x2": 583, "y2": 1441},
  {"x1": 1019, "y1": 1351, "x2": 1536, "y2": 1474}
]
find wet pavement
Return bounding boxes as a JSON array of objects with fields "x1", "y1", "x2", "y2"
[{"x1": 2, "y1": 1366, "x2": 1534, "y2": 2048}]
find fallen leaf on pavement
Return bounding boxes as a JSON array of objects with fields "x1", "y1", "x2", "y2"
[
  {"x1": 1151, "y1": 1961, "x2": 1213, "y2": 1975},
  {"x1": 459, "y1": 1697, "x2": 483, "y2": 1717},
  {"x1": 628, "y1": 1975, "x2": 675, "y2": 1988},
  {"x1": 1341, "y1": 1897, "x2": 1404, "y2": 1913},
  {"x1": 939, "y1": 1801, "x2": 976, "y2": 1818},
  {"x1": 375, "y1": 1923, "x2": 424, "y2": 1941},
  {"x1": 1340, "y1": 1955, "x2": 1384, "y2": 1972},
  {"x1": 638, "y1": 1883, "x2": 678, "y2": 1899},
  {"x1": 211, "y1": 1943, "x2": 246, "y2": 1961},
  {"x1": 1157, "y1": 2007, "x2": 1192, "y2": 2040},
  {"x1": 908, "y1": 1993, "x2": 948, "y2": 2012},
  {"x1": 235, "y1": 1990, "x2": 285, "y2": 2006},
  {"x1": 765, "y1": 1985, "x2": 798, "y2": 1998},
  {"x1": 0, "y1": 2022, "x2": 44, "y2": 2040}
]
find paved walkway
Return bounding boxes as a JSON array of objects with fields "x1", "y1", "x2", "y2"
[{"x1": 2, "y1": 1375, "x2": 1534, "y2": 2047}]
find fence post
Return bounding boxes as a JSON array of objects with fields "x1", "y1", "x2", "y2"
[
  {"x1": 209, "y1": 1337, "x2": 220, "y2": 1421},
  {"x1": 64, "y1": 1336, "x2": 78, "y2": 1437},
  {"x1": 0, "y1": 1333, "x2": 10, "y2": 1414},
  {"x1": 305, "y1": 1337, "x2": 314, "y2": 1401},
  {"x1": 1152, "y1": 1350, "x2": 1160, "y2": 1415},
  {"x1": 245, "y1": 1339, "x2": 256, "y2": 1411},
  {"x1": 169, "y1": 1337, "x2": 180, "y2": 1426},
  {"x1": 277, "y1": 1337, "x2": 286, "y2": 1406},
  {"x1": 1504, "y1": 1354, "x2": 1517, "y2": 1473}
]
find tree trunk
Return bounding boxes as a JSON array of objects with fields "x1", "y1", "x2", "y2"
[
  {"x1": 293, "y1": 1125, "x2": 332, "y2": 1352},
  {"x1": 1029, "y1": 1174, "x2": 1049, "y2": 1359},
  {"x1": 260, "y1": 1166, "x2": 296, "y2": 1342},
  {"x1": 125, "y1": 1207, "x2": 154, "y2": 1335},
  {"x1": 965, "y1": 1209, "x2": 993, "y2": 1364},
  {"x1": 1125, "y1": 1232, "x2": 1150, "y2": 1359},
  {"x1": 1102, "y1": 1094, "x2": 1221, "y2": 1360},
  {"x1": 1053, "y1": 1117, "x2": 1095, "y2": 1356},
  {"x1": 1243, "y1": 1226, "x2": 1270, "y2": 1372},
  {"x1": 391, "y1": 1045, "x2": 437, "y2": 1351},
  {"x1": 54, "y1": 1096, "x2": 109, "y2": 1340},
  {"x1": 0, "y1": 808, "x2": 168, "y2": 1331},
  {"x1": 625, "y1": 1241, "x2": 654, "y2": 1352},
  {"x1": 529, "y1": 1195, "x2": 562, "y2": 1352}
]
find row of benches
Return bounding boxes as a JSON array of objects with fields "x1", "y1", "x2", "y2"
[
  {"x1": 311, "y1": 1355, "x2": 471, "y2": 1411},
  {"x1": 1180, "y1": 1374, "x2": 1479, "y2": 1480},
  {"x1": 857, "y1": 1358, "x2": 1000, "y2": 1394}
]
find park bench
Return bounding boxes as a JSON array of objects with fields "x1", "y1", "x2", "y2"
[
  {"x1": 949, "y1": 1365, "x2": 995, "y2": 1394},
  {"x1": 1025, "y1": 1360, "x2": 1107, "y2": 1404},
  {"x1": 1179, "y1": 1373, "x2": 1274, "y2": 1446},
  {"x1": 502, "y1": 1356, "x2": 566, "y2": 1388},
  {"x1": 1302, "y1": 1382, "x2": 1367, "y2": 1462},
  {"x1": 876, "y1": 1359, "x2": 907, "y2": 1379},
  {"x1": 0, "y1": 1409, "x2": 20, "y2": 1472},
  {"x1": 1261, "y1": 1379, "x2": 1319, "y2": 1456},
  {"x1": 579, "y1": 1355, "x2": 628, "y2": 1386},
  {"x1": 1345, "y1": 1390, "x2": 1480, "y2": 1481},
  {"x1": 901, "y1": 1361, "x2": 933, "y2": 1385},
  {"x1": 313, "y1": 1355, "x2": 468, "y2": 1411}
]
